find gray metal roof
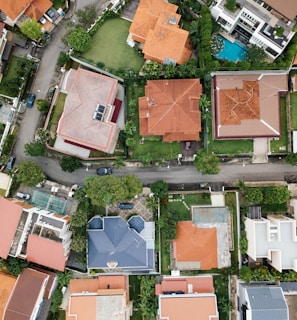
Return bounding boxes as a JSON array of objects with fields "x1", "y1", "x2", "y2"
[
  {"x1": 246, "y1": 287, "x2": 288, "y2": 320},
  {"x1": 87, "y1": 216, "x2": 154, "y2": 272}
]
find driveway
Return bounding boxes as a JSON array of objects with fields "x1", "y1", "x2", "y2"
[{"x1": 121, "y1": 0, "x2": 140, "y2": 21}]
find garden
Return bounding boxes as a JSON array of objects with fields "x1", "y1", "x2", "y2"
[
  {"x1": 290, "y1": 92, "x2": 297, "y2": 130},
  {"x1": 82, "y1": 18, "x2": 145, "y2": 72}
]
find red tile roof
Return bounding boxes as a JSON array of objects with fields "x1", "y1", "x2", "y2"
[
  {"x1": 4, "y1": 268, "x2": 48, "y2": 320},
  {"x1": 173, "y1": 221, "x2": 218, "y2": 270},
  {"x1": 139, "y1": 79, "x2": 202, "y2": 141},
  {"x1": 26, "y1": 234, "x2": 67, "y2": 271},
  {"x1": 0, "y1": 273, "x2": 16, "y2": 320},
  {"x1": 213, "y1": 72, "x2": 288, "y2": 139},
  {"x1": 0, "y1": 197, "x2": 22, "y2": 259}
]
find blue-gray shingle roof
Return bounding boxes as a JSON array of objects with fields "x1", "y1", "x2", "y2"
[{"x1": 246, "y1": 287, "x2": 288, "y2": 320}]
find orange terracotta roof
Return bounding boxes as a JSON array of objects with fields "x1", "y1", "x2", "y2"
[
  {"x1": 129, "y1": 0, "x2": 192, "y2": 64},
  {"x1": 67, "y1": 275, "x2": 129, "y2": 320},
  {"x1": 0, "y1": 0, "x2": 32, "y2": 21},
  {"x1": 173, "y1": 221, "x2": 218, "y2": 270},
  {"x1": 159, "y1": 295, "x2": 218, "y2": 320},
  {"x1": 220, "y1": 80, "x2": 260, "y2": 125},
  {"x1": 0, "y1": 273, "x2": 16, "y2": 320},
  {"x1": 155, "y1": 276, "x2": 214, "y2": 295},
  {"x1": 0, "y1": 197, "x2": 22, "y2": 259},
  {"x1": 25, "y1": 0, "x2": 52, "y2": 21},
  {"x1": 139, "y1": 79, "x2": 202, "y2": 141},
  {"x1": 213, "y1": 72, "x2": 288, "y2": 139},
  {"x1": 57, "y1": 68, "x2": 120, "y2": 154},
  {"x1": 26, "y1": 234, "x2": 67, "y2": 271}
]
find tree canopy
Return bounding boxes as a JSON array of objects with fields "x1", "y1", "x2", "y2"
[
  {"x1": 84, "y1": 174, "x2": 142, "y2": 207},
  {"x1": 59, "y1": 156, "x2": 81, "y2": 172},
  {"x1": 150, "y1": 180, "x2": 169, "y2": 199},
  {"x1": 67, "y1": 27, "x2": 91, "y2": 52},
  {"x1": 16, "y1": 160, "x2": 46, "y2": 186},
  {"x1": 76, "y1": 4, "x2": 99, "y2": 28},
  {"x1": 20, "y1": 19, "x2": 43, "y2": 40},
  {"x1": 194, "y1": 149, "x2": 220, "y2": 175}
]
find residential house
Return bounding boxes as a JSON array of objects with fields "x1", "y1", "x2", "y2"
[
  {"x1": 139, "y1": 79, "x2": 202, "y2": 142},
  {"x1": 0, "y1": 197, "x2": 72, "y2": 271},
  {"x1": 56, "y1": 68, "x2": 121, "y2": 157},
  {"x1": 238, "y1": 282, "x2": 289, "y2": 320},
  {"x1": 87, "y1": 216, "x2": 155, "y2": 273},
  {"x1": 3, "y1": 268, "x2": 57, "y2": 320},
  {"x1": 155, "y1": 275, "x2": 219, "y2": 320},
  {"x1": 0, "y1": 273, "x2": 16, "y2": 319},
  {"x1": 245, "y1": 214, "x2": 297, "y2": 272},
  {"x1": 210, "y1": 0, "x2": 297, "y2": 60},
  {"x1": 66, "y1": 275, "x2": 132, "y2": 320},
  {"x1": 173, "y1": 206, "x2": 231, "y2": 270},
  {"x1": 0, "y1": 0, "x2": 52, "y2": 27},
  {"x1": 129, "y1": 0, "x2": 192, "y2": 64},
  {"x1": 212, "y1": 71, "x2": 288, "y2": 140}
]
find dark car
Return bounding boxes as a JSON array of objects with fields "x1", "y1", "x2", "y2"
[
  {"x1": 97, "y1": 167, "x2": 112, "y2": 176},
  {"x1": 7, "y1": 156, "x2": 16, "y2": 170},
  {"x1": 27, "y1": 93, "x2": 36, "y2": 108},
  {"x1": 46, "y1": 9, "x2": 55, "y2": 18},
  {"x1": 118, "y1": 202, "x2": 134, "y2": 210}
]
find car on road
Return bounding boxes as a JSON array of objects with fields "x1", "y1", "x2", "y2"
[
  {"x1": 6, "y1": 156, "x2": 16, "y2": 170},
  {"x1": 16, "y1": 192, "x2": 31, "y2": 200},
  {"x1": 27, "y1": 93, "x2": 36, "y2": 108},
  {"x1": 97, "y1": 167, "x2": 112, "y2": 175},
  {"x1": 118, "y1": 202, "x2": 134, "y2": 210}
]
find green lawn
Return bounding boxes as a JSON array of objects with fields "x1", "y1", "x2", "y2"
[
  {"x1": 207, "y1": 120, "x2": 253, "y2": 155},
  {"x1": 291, "y1": 92, "x2": 297, "y2": 130},
  {"x1": 48, "y1": 93, "x2": 67, "y2": 131},
  {"x1": 0, "y1": 56, "x2": 23, "y2": 95},
  {"x1": 270, "y1": 96, "x2": 288, "y2": 153},
  {"x1": 83, "y1": 18, "x2": 145, "y2": 71}
]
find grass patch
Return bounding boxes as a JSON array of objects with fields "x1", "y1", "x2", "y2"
[
  {"x1": 214, "y1": 275, "x2": 230, "y2": 320},
  {"x1": 0, "y1": 56, "x2": 23, "y2": 96},
  {"x1": 184, "y1": 193, "x2": 211, "y2": 206},
  {"x1": 225, "y1": 192, "x2": 239, "y2": 272},
  {"x1": 270, "y1": 96, "x2": 288, "y2": 153},
  {"x1": 83, "y1": 18, "x2": 145, "y2": 71},
  {"x1": 207, "y1": 120, "x2": 253, "y2": 155},
  {"x1": 291, "y1": 92, "x2": 297, "y2": 130},
  {"x1": 161, "y1": 235, "x2": 171, "y2": 275},
  {"x1": 48, "y1": 93, "x2": 67, "y2": 132},
  {"x1": 0, "y1": 189, "x2": 6, "y2": 197},
  {"x1": 129, "y1": 275, "x2": 140, "y2": 302},
  {"x1": 131, "y1": 310, "x2": 142, "y2": 320}
]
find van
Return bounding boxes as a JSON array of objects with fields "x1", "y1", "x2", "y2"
[{"x1": 16, "y1": 192, "x2": 31, "y2": 200}]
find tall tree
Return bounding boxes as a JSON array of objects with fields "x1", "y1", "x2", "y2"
[
  {"x1": 16, "y1": 160, "x2": 46, "y2": 186},
  {"x1": 20, "y1": 19, "x2": 43, "y2": 40},
  {"x1": 67, "y1": 27, "x2": 91, "y2": 52},
  {"x1": 59, "y1": 156, "x2": 81, "y2": 172},
  {"x1": 124, "y1": 174, "x2": 143, "y2": 199},
  {"x1": 151, "y1": 180, "x2": 168, "y2": 199},
  {"x1": 194, "y1": 149, "x2": 220, "y2": 175}
]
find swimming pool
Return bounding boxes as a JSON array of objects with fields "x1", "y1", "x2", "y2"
[{"x1": 215, "y1": 34, "x2": 247, "y2": 62}]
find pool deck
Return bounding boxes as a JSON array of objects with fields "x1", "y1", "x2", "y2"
[{"x1": 219, "y1": 31, "x2": 236, "y2": 43}]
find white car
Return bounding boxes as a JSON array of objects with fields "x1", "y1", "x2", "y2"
[{"x1": 39, "y1": 16, "x2": 46, "y2": 24}]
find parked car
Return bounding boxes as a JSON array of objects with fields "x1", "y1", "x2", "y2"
[
  {"x1": 27, "y1": 93, "x2": 36, "y2": 108},
  {"x1": 6, "y1": 156, "x2": 16, "y2": 170},
  {"x1": 39, "y1": 16, "x2": 46, "y2": 24},
  {"x1": 46, "y1": 9, "x2": 55, "y2": 18},
  {"x1": 118, "y1": 202, "x2": 134, "y2": 210},
  {"x1": 97, "y1": 167, "x2": 112, "y2": 176},
  {"x1": 16, "y1": 192, "x2": 31, "y2": 200}
]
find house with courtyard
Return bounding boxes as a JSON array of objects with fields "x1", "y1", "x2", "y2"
[
  {"x1": 155, "y1": 275, "x2": 219, "y2": 320},
  {"x1": 139, "y1": 79, "x2": 202, "y2": 142},
  {"x1": 245, "y1": 213, "x2": 297, "y2": 272},
  {"x1": 0, "y1": 0, "x2": 53, "y2": 27},
  {"x1": 0, "y1": 196, "x2": 72, "y2": 271},
  {"x1": 238, "y1": 282, "x2": 289, "y2": 320},
  {"x1": 173, "y1": 206, "x2": 231, "y2": 270},
  {"x1": 55, "y1": 68, "x2": 122, "y2": 157},
  {"x1": 3, "y1": 268, "x2": 57, "y2": 320},
  {"x1": 87, "y1": 216, "x2": 155, "y2": 274},
  {"x1": 210, "y1": 0, "x2": 297, "y2": 60},
  {"x1": 66, "y1": 275, "x2": 132, "y2": 320},
  {"x1": 128, "y1": 0, "x2": 192, "y2": 65}
]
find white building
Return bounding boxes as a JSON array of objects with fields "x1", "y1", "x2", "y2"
[
  {"x1": 210, "y1": 0, "x2": 297, "y2": 60},
  {"x1": 245, "y1": 215, "x2": 297, "y2": 272}
]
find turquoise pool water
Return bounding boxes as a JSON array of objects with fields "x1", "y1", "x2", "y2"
[{"x1": 216, "y1": 34, "x2": 247, "y2": 62}]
